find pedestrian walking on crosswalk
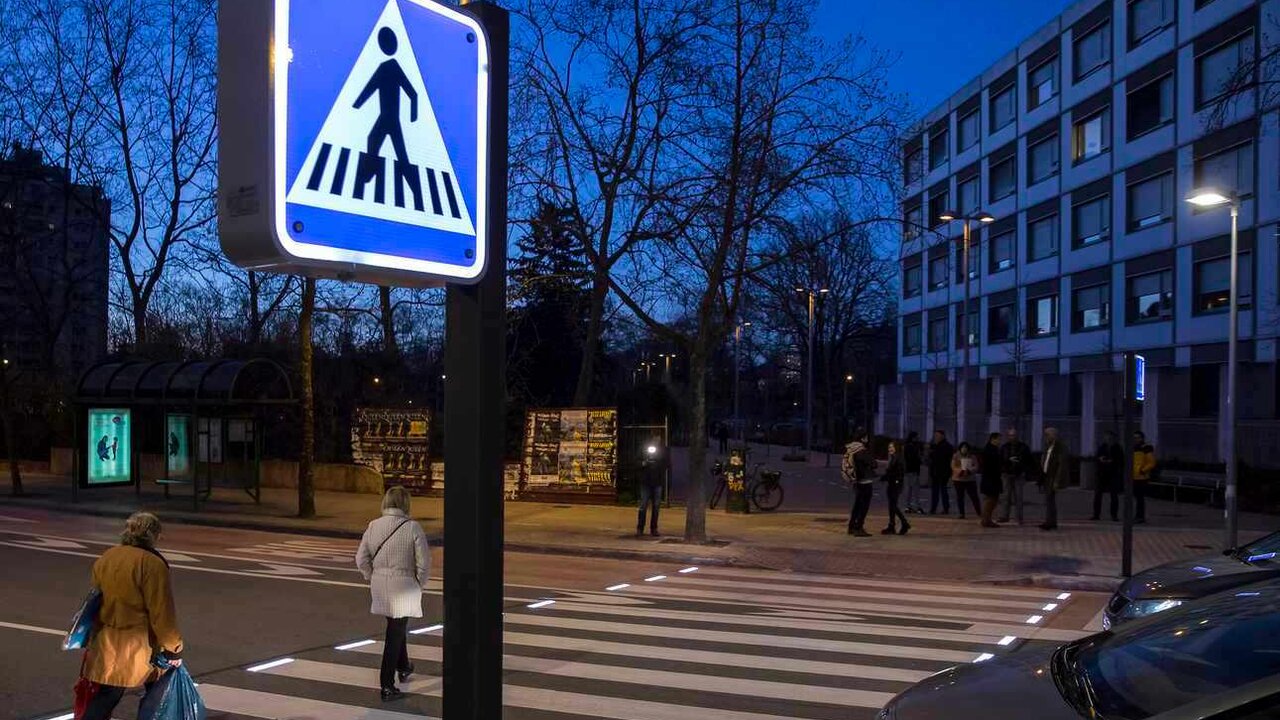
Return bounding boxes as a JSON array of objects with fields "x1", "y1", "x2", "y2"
[{"x1": 355, "y1": 487, "x2": 431, "y2": 701}]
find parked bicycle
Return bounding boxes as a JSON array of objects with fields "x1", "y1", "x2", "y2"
[{"x1": 709, "y1": 459, "x2": 785, "y2": 512}]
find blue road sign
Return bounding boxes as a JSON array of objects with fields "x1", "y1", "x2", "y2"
[
  {"x1": 218, "y1": 0, "x2": 489, "y2": 285},
  {"x1": 1134, "y1": 354, "x2": 1146, "y2": 402}
]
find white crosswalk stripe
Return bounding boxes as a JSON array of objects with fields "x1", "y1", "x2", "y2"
[{"x1": 173, "y1": 569, "x2": 1089, "y2": 720}]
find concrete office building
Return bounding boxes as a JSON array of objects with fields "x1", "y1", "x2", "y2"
[{"x1": 877, "y1": 0, "x2": 1280, "y2": 468}]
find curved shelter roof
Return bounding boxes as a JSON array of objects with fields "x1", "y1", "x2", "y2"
[{"x1": 76, "y1": 358, "x2": 294, "y2": 406}]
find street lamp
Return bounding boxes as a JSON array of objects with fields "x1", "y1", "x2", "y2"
[
  {"x1": 843, "y1": 374, "x2": 854, "y2": 443},
  {"x1": 733, "y1": 320, "x2": 752, "y2": 447},
  {"x1": 658, "y1": 353, "x2": 676, "y2": 383},
  {"x1": 938, "y1": 209, "x2": 995, "y2": 442},
  {"x1": 1185, "y1": 187, "x2": 1240, "y2": 551},
  {"x1": 795, "y1": 286, "x2": 829, "y2": 453}
]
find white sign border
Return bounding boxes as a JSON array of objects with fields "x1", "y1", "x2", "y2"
[{"x1": 270, "y1": 0, "x2": 489, "y2": 281}]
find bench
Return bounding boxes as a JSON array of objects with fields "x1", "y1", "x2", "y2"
[{"x1": 1151, "y1": 470, "x2": 1225, "y2": 506}]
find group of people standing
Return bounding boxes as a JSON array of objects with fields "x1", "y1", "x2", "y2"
[{"x1": 844, "y1": 426, "x2": 1159, "y2": 536}]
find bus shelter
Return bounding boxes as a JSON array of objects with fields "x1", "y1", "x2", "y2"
[{"x1": 73, "y1": 358, "x2": 295, "y2": 510}]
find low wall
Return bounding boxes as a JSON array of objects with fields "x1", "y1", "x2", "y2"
[{"x1": 259, "y1": 460, "x2": 385, "y2": 494}]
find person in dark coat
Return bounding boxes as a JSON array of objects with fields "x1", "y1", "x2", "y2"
[
  {"x1": 1092, "y1": 431, "x2": 1124, "y2": 521},
  {"x1": 880, "y1": 440, "x2": 910, "y2": 535},
  {"x1": 637, "y1": 439, "x2": 669, "y2": 536},
  {"x1": 843, "y1": 428, "x2": 876, "y2": 537},
  {"x1": 902, "y1": 431, "x2": 924, "y2": 513},
  {"x1": 927, "y1": 430, "x2": 953, "y2": 515},
  {"x1": 980, "y1": 432, "x2": 1003, "y2": 527},
  {"x1": 1040, "y1": 427, "x2": 1071, "y2": 531},
  {"x1": 999, "y1": 428, "x2": 1031, "y2": 524}
]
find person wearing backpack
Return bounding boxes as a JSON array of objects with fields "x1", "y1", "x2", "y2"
[
  {"x1": 357, "y1": 486, "x2": 431, "y2": 701},
  {"x1": 1132, "y1": 431, "x2": 1157, "y2": 524},
  {"x1": 844, "y1": 428, "x2": 876, "y2": 537}
]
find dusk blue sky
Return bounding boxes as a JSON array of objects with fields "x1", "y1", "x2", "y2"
[{"x1": 814, "y1": 0, "x2": 1076, "y2": 115}]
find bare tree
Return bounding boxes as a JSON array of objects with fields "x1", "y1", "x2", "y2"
[
  {"x1": 1203, "y1": 11, "x2": 1280, "y2": 131},
  {"x1": 298, "y1": 276, "x2": 317, "y2": 518}
]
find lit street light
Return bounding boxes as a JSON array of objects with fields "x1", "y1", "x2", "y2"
[
  {"x1": 1185, "y1": 187, "x2": 1240, "y2": 551},
  {"x1": 938, "y1": 209, "x2": 995, "y2": 442},
  {"x1": 795, "y1": 286, "x2": 829, "y2": 453},
  {"x1": 658, "y1": 353, "x2": 676, "y2": 384},
  {"x1": 842, "y1": 374, "x2": 853, "y2": 441}
]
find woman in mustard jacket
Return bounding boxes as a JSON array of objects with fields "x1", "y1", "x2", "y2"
[{"x1": 81, "y1": 512, "x2": 184, "y2": 720}]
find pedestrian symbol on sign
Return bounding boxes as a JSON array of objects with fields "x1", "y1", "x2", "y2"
[{"x1": 286, "y1": 0, "x2": 475, "y2": 237}]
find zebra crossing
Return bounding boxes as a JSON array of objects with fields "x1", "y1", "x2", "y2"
[{"x1": 185, "y1": 565, "x2": 1091, "y2": 720}]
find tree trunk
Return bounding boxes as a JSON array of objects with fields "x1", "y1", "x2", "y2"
[
  {"x1": 132, "y1": 303, "x2": 148, "y2": 348},
  {"x1": 0, "y1": 371, "x2": 22, "y2": 496},
  {"x1": 379, "y1": 285, "x2": 399, "y2": 358},
  {"x1": 572, "y1": 272, "x2": 608, "y2": 406},
  {"x1": 684, "y1": 337, "x2": 710, "y2": 543},
  {"x1": 298, "y1": 277, "x2": 317, "y2": 518},
  {"x1": 248, "y1": 271, "x2": 263, "y2": 346}
]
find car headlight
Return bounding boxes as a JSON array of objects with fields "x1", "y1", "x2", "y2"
[{"x1": 1120, "y1": 598, "x2": 1184, "y2": 619}]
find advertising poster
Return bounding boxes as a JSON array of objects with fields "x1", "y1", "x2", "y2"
[
  {"x1": 87, "y1": 409, "x2": 131, "y2": 485},
  {"x1": 521, "y1": 408, "x2": 617, "y2": 492},
  {"x1": 351, "y1": 408, "x2": 432, "y2": 494},
  {"x1": 166, "y1": 414, "x2": 192, "y2": 480}
]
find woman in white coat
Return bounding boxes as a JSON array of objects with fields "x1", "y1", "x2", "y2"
[{"x1": 356, "y1": 486, "x2": 431, "y2": 701}]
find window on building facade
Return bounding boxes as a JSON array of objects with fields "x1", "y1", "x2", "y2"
[
  {"x1": 1195, "y1": 252, "x2": 1253, "y2": 313},
  {"x1": 929, "y1": 190, "x2": 950, "y2": 228},
  {"x1": 1128, "y1": 269, "x2": 1174, "y2": 323},
  {"x1": 1190, "y1": 364, "x2": 1221, "y2": 417},
  {"x1": 929, "y1": 128, "x2": 949, "y2": 169},
  {"x1": 1073, "y1": 283, "x2": 1111, "y2": 330},
  {"x1": 904, "y1": 318, "x2": 923, "y2": 355},
  {"x1": 903, "y1": 263, "x2": 923, "y2": 298},
  {"x1": 928, "y1": 316, "x2": 949, "y2": 353},
  {"x1": 954, "y1": 241, "x2": 979, "y2": 282},
  {"x1": 929, "y1": 255, "x2": 948, "y2": 290},
  {"x1": 1072, "y1": 110, "x2": 1109, "y2": 162},
  {"x1": 957, "y1": 176, "x2": 979, "y2": 215},
  {"x1": 1074, "y1": 23, "x2": 1111, "y2": 80},
  {"x1": 1073, "y1": 194, "x2": 1110, "y2": 247},
  {"x1": 955, "y1": 309, "x2": 978, "y2": 348},
  {"x1": 1127, "y1": 172, "x2": 1173, "y2": 230},
  {"x1": 989, "y1": 230, "x2": 1016, "y2": 272},
  {"x1": 1130, "y1": 0, "x2": 1173, "y2": 46},
  {"x1": 1029, "y1": 135, "x2": 1059, "y2": 184},
  {"x1": 988, "y1": 304, "x2": 1015, "y2": 343},
  {"x1": 990, "y1": 154, "x2": 1017, "y2": 201},
  {"x1": 1030, "y1": 60, "x2": 1057, "y2": 109},
  {"x1": 990, "y1": 85, "x2": 1016, "y2": 132},
  {"x1": 957, "y1": 110, "x2": 980, "y2": 152},
  {"x1": 1127, "y1": 74, "x2": 1174, "y2": 139},
  {"x1": 1194, "y1": 141, "x2": 1255, "y2": 200},
  {"x1": 904, "y1": 204, "x2": 923, "y2": 241},
  {"x1": 1197, "y1": 32, "x2": 1253, "y2": 107},
  {"x1": 1029, "y1": 214, "x2": 1059, "y2": 262},
  {"x1": 904, "y1": 146, "x2": 923, "y2": 185},
  {"x1": 1028, "y1": 294, "x2": 1059, "y2": 337}
]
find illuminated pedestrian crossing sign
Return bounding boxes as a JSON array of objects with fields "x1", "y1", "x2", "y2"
[
  {"x1": 1134, "y1": 354, "x2": 1146, "y2": 402},
  {"x1": 217, "y1": 0, "x2": 489, "y2": 286}
]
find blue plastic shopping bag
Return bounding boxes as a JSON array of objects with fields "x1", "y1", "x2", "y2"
[
  {"x1": 62, "y1": 588, "x2": 102, "y2": 651},
  {"x1": 139, "y1": 664, "x2": 206, "y2": 720}
]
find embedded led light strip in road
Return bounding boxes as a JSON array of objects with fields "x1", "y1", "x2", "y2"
[
  {"x1": 410, "y1": 623, "x2": 444, "y2": 635},
  {"x1": 1057, "y1": 592, "x2": 1072, "y2": 600},
  {"x1": 1042, "y1": 603, "x2": 1058, "y2": 611},
  {"x1": 334, "y1": 639, "x2": 376, "y2": 650},
  {"x1": 247, "y1": 658, "x2": 295, "y2": 673},
  {"x1": 973, "y1": 653, "x2": 995, "y2": 663},
  {"x1": 42, "y1": 714, "x2": 74, "y2": 720},
  {"x1": 678, "y1": 567, "x2": 699, "y2": 574},
  {"x1": 527, "y1": 600, "x2": 556, "y2": 609},
  {"x1": 1025, "y1": 615, "x2": 1043, "y2": 624},
  {"x1": 606, "y1": 583, "x2": 630, "y2": 591},
  {"x1": 998, "y1": 636, "x2": 1017, "y2": 646},
  {"x1": 644, "y1": 575, "x2": 667, "y2": 582}
]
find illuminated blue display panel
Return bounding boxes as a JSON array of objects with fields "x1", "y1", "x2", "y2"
[{"x1": 274, "y1": 0, "x2": 488, "y2": 281}]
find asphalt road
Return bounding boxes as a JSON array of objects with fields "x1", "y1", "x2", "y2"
[{"x1": 0, "y1": 508, "x2": 1105, "y2": 720}]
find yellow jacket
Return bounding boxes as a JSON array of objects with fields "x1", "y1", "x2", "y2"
[
  {"x1": 1133, "y1": 445, "x2": 1156, "y2": 482},
  {"x1": 84, "y1": 545, "x2": 183, "y2": 687}
]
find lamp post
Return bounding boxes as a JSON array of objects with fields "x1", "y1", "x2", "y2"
[
  {"x1": 1186, "y1": 188, "x2": 1240, "y2": 551},
  {"x1": 937, "y1": 209, "x2": 995, "y2": 443},
  {"x1": 658, "y1": 353, "x2": 676, "y2": 384},
  {"x1": 733, "y1": 321, "x2": 751, "y2": 448},
  {"x1": 795, "y1": 286, "x2": 829, "y2": 453},
  {"x1": 843, "y1": 373, "x2": 853, "y2": 444}
]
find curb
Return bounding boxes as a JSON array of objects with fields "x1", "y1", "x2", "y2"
[{"x1": 978, "y1": 573, "x2": 1122, "y2": 592}]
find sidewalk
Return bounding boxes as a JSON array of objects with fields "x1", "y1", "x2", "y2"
[{"x1": 2, "y1": 474, "x2": 1273, "y2": 590}]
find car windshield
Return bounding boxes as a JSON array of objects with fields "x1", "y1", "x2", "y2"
[
  {"x1": 1078, "y1": 583, "x2": 1280, "y2": 719},
  {"x1": 1238, "y1": 532, "x2": 1280, "y2": 564}
]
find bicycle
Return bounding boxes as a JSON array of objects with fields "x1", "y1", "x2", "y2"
[{"x1": 709, "y1": 460, "x2": 785, "y2": 512}]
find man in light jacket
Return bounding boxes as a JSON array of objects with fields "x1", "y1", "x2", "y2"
[
  {"x1": 1040, "y1": 427, "x2": 1071, "y2": 531},
  {"x1": 844, "y1": 428, "x2": 876, "y2": 537},
  {"x1": 357, "y1": 486, "x2": 431, "y2": 701}
]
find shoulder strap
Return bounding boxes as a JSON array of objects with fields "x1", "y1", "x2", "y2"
[{"x1": 372, "y1": 519, "x2": 412, "y2": 562}]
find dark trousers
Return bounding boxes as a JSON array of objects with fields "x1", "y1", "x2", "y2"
[
  {"x1": 929, "y1": 472, "x2": 950, "y2": 513},
  {"x1": 82, "y1": 680, "x2": 158, "y2": 720},
  {"x1": 954, "y1": 481, "x2": 981, "y2": 518},
  {"x1": 1093, "y1": 476, "x2": 1119, "y2": 519},
  {"x1": 638, "y1": 484, "x2": 662, "y2": 532},
  {"x1": 884, "y1": 480, "x2": 908, "y2": 530},
  {"x1": 718, "y1": 436, "x2": 728, "y2": 454},
  {"x1": 381, "y1": 616, "x2": 412, "y2": 690},
  {"x1": 848, "y1": 482, "x2": 873, "y2": 532},
  {"x1": 1043, "y1": 488, "x2": 1059, "y2": 528}
]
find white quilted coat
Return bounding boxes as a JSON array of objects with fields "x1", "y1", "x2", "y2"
[{"x1": 356, "y1": 509, "x2": 431, "y2": 619}]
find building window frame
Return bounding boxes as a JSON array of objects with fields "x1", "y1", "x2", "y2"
[
  {"x1": 904, "y1": 318, "x2": 923, "y2": 356},
  {"x1": 1072, "y1": 194, "x2": 1111, "y2": 248},
  {"x1": 929, "y1": 127, "x2": 950, "y2": 170},
  {"x1": 1196, "y1": 30, "x2": 1254, "y2": 109},
  {"x1": 957, "y1": 176, "x2": 980, "y2": 215},
  {"x1": 904, "y1": 204, "x2": 923, "y2": 241},
  {"x1": 1072, "y1": 109, "x2": 1110, "y2": 163},
  {"x1": 1073, "y1": 22, "x2": 1112, "y2": 82},
  {"x1": 955, "y1": 308, "x2": 979, "y2": 349},
  {"x1": 1194, "y1": 252, "x2": 1254, "y2": 315},
  {"x1": 1126, "y1": 171, "x2": 1174, "y2": 232},
  {"x1": 928, "y1": 255, "x2": 949, "y2": 291},
  {"x1": 1029, "y1": 59, "x2": 1057, "y2": 110},
  {"x1": 1072, "y1": 283, "x2": 1111, "y2": 331},
  {"x1": 1127, "y1": 73, "x2": 1175, "y2": 141},
  {"x1": 1027, "y1": 293, "x2": 1060, "y2": 338},
  {"x1": 928, "y1": 190, "x2": 950, "y2": 229},
  {"x1": 1028, "y1": 134, "x2": 1060, "y2": 184},
  {"x1": 1028, "y1": 214, "x2": 1060, "y2": 262},
  {"x1": 988, "y1": 303, "x2": 1015, "y2": 344},
  {"x1": 928, "y1": 315, "x2": 949, "y2": 353},
  {"x1": 990, "y1": 85, "x2": 1016, "y2": 133},
  {"x1": 957, "y1": 110, "x2": 980, "y2": 152},
  {"x1": 904, "y1": 146, "x2": 924, "y2": 186},
  {"x1": 1129, "y1": 0, "x2": 1174, "y2": 48},
  {"x1": 1193, "y1": 140, "x2": 1255, "y2": 203},
  {"x1": 903, "y1": 263, "x2": 923, "y2": 299},
  {"x1": 990, "y1": 154, "x2": 1017, "y2": 202},
  {"x1": 1127, "y1": 268, "x2": 1174, "y2": 324},
  {"x1": 989, "y1": 230, "x2": 1016, "y2": 273}
]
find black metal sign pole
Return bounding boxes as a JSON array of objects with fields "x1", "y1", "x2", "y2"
[
  {"x1": 443, "y1": 2, "x2": 507, "y2": 719},
  {"x1": 1121, "y1": 352, "x2": 1134, "y2": 578}
]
